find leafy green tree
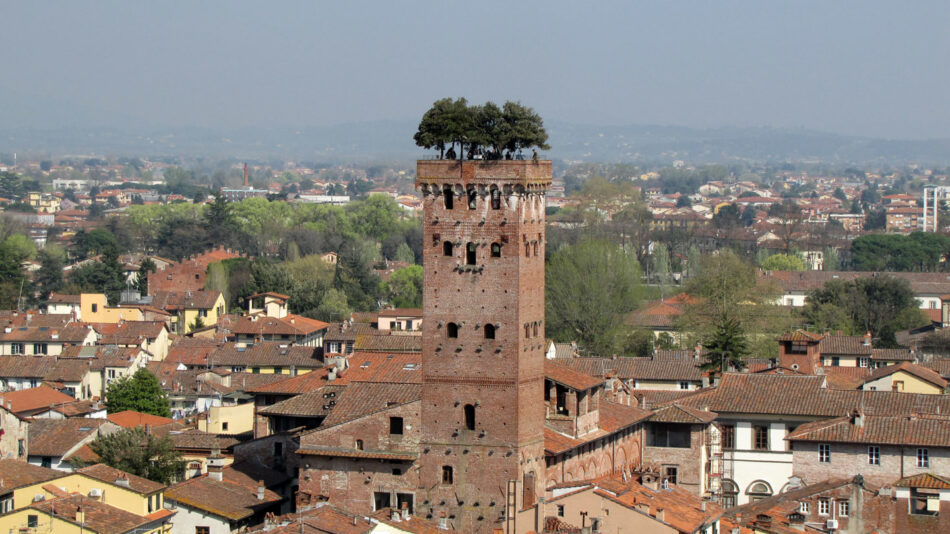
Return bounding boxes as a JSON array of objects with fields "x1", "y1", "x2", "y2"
[
  {"x1": 823, "y1": 247, "x2": 839, "y2": 271},
  {"x1": 80, "y1": 427, "x2": 185, "y2": 485},
  {"x1": 802, "y1": 275, "x2": 927, "y2": 347},
  {"x1": 833, "y1": 187, "x2": 848, "y2": 202},
  {"x1": 676, "y1": 195, "x2": 692, "y2": 208},
  {"x1": 394, "y1": 243, "x2": 416, "y2": 264},
  {"x1": 700, "y1": 313, "x2": 750, "y2": 376},
  {"x1": 680, "y1": 250, "x2": 791, "y2": 357},
  {"x1": 0, "y1": 233, "x2": 35, "y2": 308},
  {"x1": 546, "y1": 240, "x2": 643, "y2": 355},
  {"x1": 713, "y1": 204, "x2": 741, "y2": 228},
  {"x1": 31, "y1": 248, "x2": 65, "y2": 302},
  {"x1": 761, "y1": 253, "x2": 806, "y2": 271},
  {"x1": 385, "y1": 265, "x2": 423, "y2": 308},
  {"x1": 850, "y1": 233, "x2": 950, "y2": 272},
  {"x1": 315, "y1": 288, "x2": 351, "y2": 322},
  {"x1": 105, "y1": 369, "x2": 171, "y2": 417}
]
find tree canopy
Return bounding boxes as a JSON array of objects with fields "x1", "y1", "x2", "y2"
[
  {"x1": 105, "y1": 369, "x2": 171, "y2": 417},
  {"x1": 850, "y1": 232, "x2": 950, "y2": 272},
  {"x1": 414, "y1": 98, "x2": 550, "y2": 158},
  {"x1": 79, "y1": 427, "x2": 185, "y2": 485},
  {"x1": 801, "y1": 275, "x2": 927, "y2": 347},
  {"x1": 546, "y1": 240, "x2": 643, "y2": 355}
]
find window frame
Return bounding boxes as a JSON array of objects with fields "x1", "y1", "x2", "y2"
[
  {"x1": 868, "y1": 445, "x2": 880, "y2": 465},
  {"x1": 819, "y1": 443, "x2": 831, "y2": 463},
  {"x1": 753, "y1": 425, "x2": 769, "y2": 451},
  {"x1": 917, "y1": 448, "x2": 929, "y2": 468},
  {"x1": 839, "y1": 500, "x2": 849, "y2": 517},
  {"x1": 818, "y1": 498, "x2": 830, "y2": 516}
]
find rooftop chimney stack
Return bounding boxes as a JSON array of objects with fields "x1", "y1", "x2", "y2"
[{"x1": 244, "y1": 162, "x2": 249, "y2": 188}]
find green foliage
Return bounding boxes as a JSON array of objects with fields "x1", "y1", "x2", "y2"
[
  {"x1": 105, "y1": 369, "x2": 171, "y2": 417},
  {"x1": 760, "y1": 253, "x2": 806, "y2": 271},
  {"x1": 0, "y1": 232, "x2": 36, "y2": 308},
  {"x1": 384, "y1": 265, "x2": 423, "y2": 308},
  {"x1": 546, "y1": 240, "x2": 643, "y2": 355},
  {"x1": 850, "y1": 232, "x2": 950, "y2": 272},
  {"x1": 315, "y1": 288, "x2": 351, "y2": 322},
  {"x1": 31, "y1": 248, "x2": 65, "y2": 303},
  {"x1": 83, "y1": 427, "x2": 185, "y2": 485},
  {"x1": 801, "y1": 275, "x2": 927, "y2": 347},
  {"x1": 67, "y1": 254, "x2": 126, "y2": 305},
  {"x1": 713, "y1": 204, "x2": 741, "y2": 228},
  {"x1": 700, "y1": 313, "x2": 750, "y2": 375},
  {"x1": 414, "y1": 98, "x2": 549, "y2": 157},
  {"x1": 681, "y1": 250, "x2": 790, "y2": 358}
]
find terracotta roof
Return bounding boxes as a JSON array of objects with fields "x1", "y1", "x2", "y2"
[
  {"x1": 226, "y1": 314, "x2": 329, "y2": 337},
  {"x1": 78, "y1": 463, "x2": 165, "y2": 494},
  {"x1": 670, "y1": 373, "x2": 950, "y2": 418},
  {"x1": 821, "y1": 366, "x2": 871, "y2": 389},
  {"x1": 94, "y1": 321, "x2": 167, "y2": 344},
  {"x1": 296, "y1": 445, "x2": 418, "y2": 461},
  {"x1": 0, "y1": 312, "x2": 75, "y2": 330},
  {"x1": 0, "y1": 385, "x2": 78, "y2": 416},
  {"x1": 871, "y1": 347, "x2": 915, "y2": 362},
  {"x1": 29, "y1": 419, "x2": 112, "y2": 457},
  {"x1": 588, "y1": 474, "x2": 723, "y2": 534},
  {"x1": 544, "y1": 427, "x2": 584, "y2": 455},
  {"x1": 377, "y1": 308, "x2": 423, "y2": 317},
  {"x1": 248, "y1": 503, "x2": 374, "y2": 534},
  {"x1": 47, "y1": 293, "x2": 81, "y2": 304},
  {"x1": 321, "y1": 382, "x2": 421, "y2": 428},
  {"x1": 248, "y1": 368, "x2": 339, "y2": 394},
  {"x1": 248, "y1": 292, "x2": 290, "y2": 301},
  {"x1": 107, "y1": 410, "x2": 175, "y2": 428},
  {"x1": 151, "y1": 290, "x2": 222, "y2": 311},
  {"x1": 342, "y1": 352, "x2": 423, "y2": 384},
  {"x1": 369, "y1": 508, "x2": 455, "y2": 533},
  {"x1": 726, "y1": 477, "x2": 861, "y2": 530},
  {"x1": 558, "y1": 357, "x2": 704, "y2": 382},
  {"x1": 787, "y1": 413, "x2": 950, "y2": 447},
  {"x1": 649, "y1": 404, "x2": 717, "y2": 424},
  {"x1": 863, "y1": 362, "x2": 947, "y2": 388},
  {"x1": 819, "y1": 335, "x2": 872, "y2": 355},
  {"x1": 0, "y1": 458, "x2": 67, "y2": 489},
  {"x1": 0, "y1": 324, "x2": 92, "y2": 343},
  {"x1": 925, "y1": 359, "x2": 950, "y2": 379},
  {"x1": 165, "y1": 470, "x2": 281, "y2": 521},
  {"x1": 324, "y1": 321, "x2": 378, "y2": 342},
  {"x1": 545, "y1": 361, "x2": 604, "y2": 391},
  {"x1": 257, "y1": 385, "x2": 347, "y2": 418},
  {"x1": 30, "y1": 493, "x2": 164, "y2": 533},
  {"x1": 777, "y1": 330, "x2": 824, "y2": 342},
  {"x1": 166, "y1": 337, "x2": 221, "y2": 366},
  {"x1": 208, "y1": 343, "x2": 323, "y2": 368},
  {"x1": 166, "y1": 429, "x2": 240, "y2": 451},
  {"x1": 598, "y1": 400, "x2": 653, "y2": 432},
  {"x1": 894, "y1": 473, "x2": 950, "y2": 489},
  {"x1": 353, "y1": 333, "x2": 421, "y2": 353}
]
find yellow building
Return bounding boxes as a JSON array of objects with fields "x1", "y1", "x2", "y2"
[
  {"x1": 198, "y1": 402, "x2": 255, "y2": 435},
  {"x1": 151, "y1": 290, "x2": 226, "y2": 334},
  {"x1": 81, "y1": 293, "x2": 144, "y2": 323},
  {"x1": 860, "y1": 362, "x2": 948, "y2": 394},
  {"x1": 0, "y1": 494, "x2": 172, "y2": 534}
]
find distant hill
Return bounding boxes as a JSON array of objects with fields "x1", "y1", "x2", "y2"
[{"x1": 3, "y1": 121, "x2": 950, "y2": 166}]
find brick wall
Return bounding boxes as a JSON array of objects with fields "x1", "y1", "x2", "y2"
[{"x1": 793, "y1": 443, "x2": 950, "y2": 488}]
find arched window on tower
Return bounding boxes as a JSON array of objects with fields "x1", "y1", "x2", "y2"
[
  {"x1": 490, "y1": 187, "x2": 501, "y2": 210},
  {"x1": 464, "y1": 404, "x2": 476, "y2": 431},
  {"x1": 491, "y1": 243, "x2": 502, "y2": 257},
  {"x1": 447, "y1": 322, "x2": 459, "y2": 338},
  {"x1": 525, "y1": 241, "x2": 530, "y2": 257},
  {"x1": 533, "y1": 241, "x2": 539, "y2": 256},
  {"x1": 443, "y1": 186, "x2": 454, "y2": 210},
  {"x1": 466, "y1": 243, "x2": 477, "y2": 265},
  {"x1": 525, "y1": 324, "x2": 531, "y2": 338},
  {"x1": 533, "y1": 322, "x2": 539, "y2": 337},
  {"x1": 443, "y1": 241, "x2": 454, "y2": 257},
  {"x1": 484, "y1": 324, "x2": 496, "y2": 339},
  {"x1": 467, "y1": 186, "x2": 477, "y2": 209}
]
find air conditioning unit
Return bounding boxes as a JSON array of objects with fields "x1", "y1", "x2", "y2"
[
  {"x1": 825, "y1": 519, "x2": 838, "y2": 530},
  {"x1": 88, "y1": 488, "x2": 102, "y2": 498}
]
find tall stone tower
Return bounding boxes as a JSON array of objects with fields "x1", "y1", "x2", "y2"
[{"x1": 416, "y1": 159, "x2": 551, "y2": 533}]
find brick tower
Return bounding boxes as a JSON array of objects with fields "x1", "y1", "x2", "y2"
[{"x1": 416, "y1": 159, "x2": 551, "y2": 533}]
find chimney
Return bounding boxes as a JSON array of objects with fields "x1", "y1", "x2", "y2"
[
  {"x1": 76, "y1": 507, "x2": 85, "y2": 525},
  {"x1": 863, "y1": 331, "x2": 872, "y2": 346},
  {"x1": 392, "y1": 510, "x2": 401, "y2": 522},
  {"x1": 694, "y1": 342, "x2": 702, "y2": 359},
  {"x1": 207, "y1": 447, "x2": 225, "y2": 482},
  {"x1": 655, "y1": 508, "x2": 665, "y2": 522},
  {"x1": 328, "y1": 367, "x2": 337, "y2": 382},
  {"x1": 257, "y1": 480, "x2": 265, "y2": 501},
  {"x1": 401, "y1": 501, "x2": 409, "y2": 520},
  {"x1": 114, "y1": 474, "x2": 131, "y2": 488},
  {"x1": 851, "y1": 409, "x2": 864, "y2": 428},
  {"x1": 439, "y1": 511, "x2": 449, "y2": 530},
  {"x1": 243, "y1": 162, "x2": 249, "y2": 188}
]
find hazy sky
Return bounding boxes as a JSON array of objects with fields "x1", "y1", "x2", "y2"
[{"x1": 2, "y1": 1, "x2": 948, "y2": 139}]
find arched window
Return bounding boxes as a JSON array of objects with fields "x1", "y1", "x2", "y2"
[
  {"x1": 355, "y1": 439, "x2": 363, "y2": 451},
  {"x1": 533, "y1": 241, "x2": 539, "y2": 256},
  {"x1": 484, "y1": 324, "x2": 496, "y2": 339},
  {"x1": 464, "y1": 404, "x2": 476, "y2": 431},
  {"x1": 491, "y1": 243, "x2": 502, "y2": 258},
  {"x1": 525, "y1": 324, "x2": 531, "y2": 338},
  {"x1": 490, "y1": 187, "x2": 501, "y2": 210},
  {"x1": 467, "y1": 186, "x2": 477, "y2": 210},
  {"x1": 443, "y1": 185, "x2": 454, "y2": 209},
  {"x1": 533, "y1": 322, "x2": 539, "y2": 337},
  {"x1": 447, "y1": 322, "x2": 459, "y2": 338},
  {"x1": 442, "y1": 465, "x2": 453, "y2": 484},
  {"x1": 443, "y1": 241, "x2": 454, "y2": 257},
  {"x1": 466, "y1": 243, "x2": 477, "y2": 265},
  {"x1": 525, "y1": 242, "x2": 530, "y2": 257},
  {"x1": 721, "y1": 479, "x2": 739, "y2": 508},
  {"x1": 747, "y1": 481, "x2": 773, "y2": 503}
]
